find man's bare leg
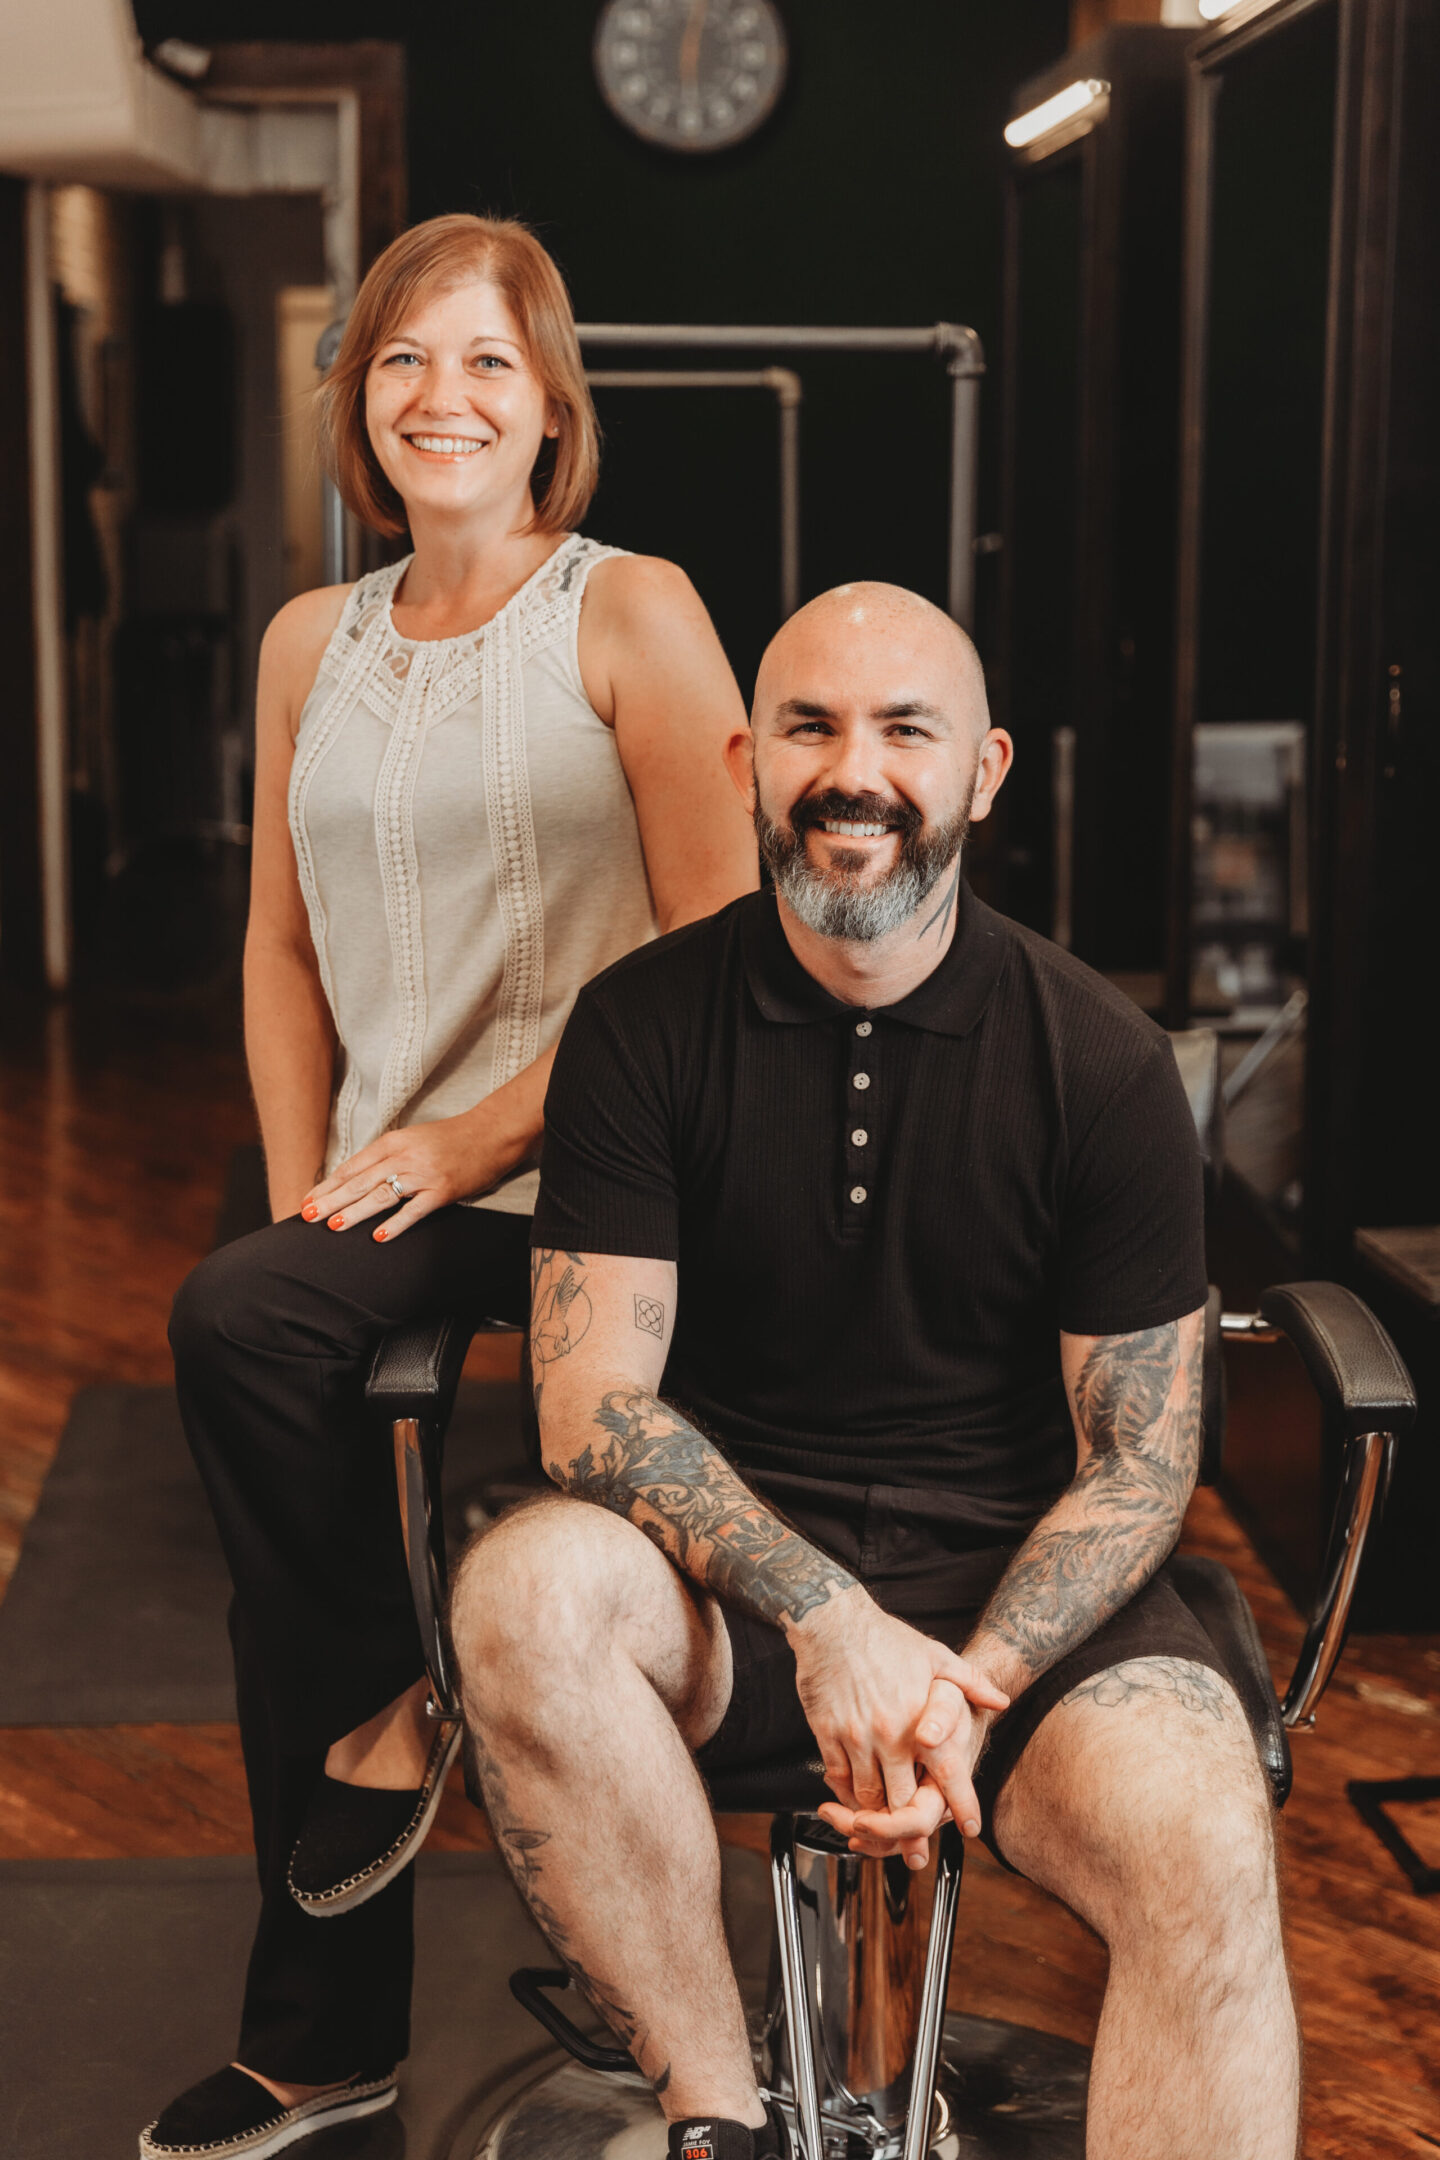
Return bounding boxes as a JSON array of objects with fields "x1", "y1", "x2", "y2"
[
  {"x1": 450, "y1": 1494, "x2": 763, "y2": 2126},
  {"x1": 994, "y1": 1657, "x2": 1299, "y2": 2160}
]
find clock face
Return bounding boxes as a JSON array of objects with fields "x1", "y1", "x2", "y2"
[{"x1": 594, "y1": 0, "x2": 788, "y2": 153}]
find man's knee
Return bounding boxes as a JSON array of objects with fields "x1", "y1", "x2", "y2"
[
  {"x1": 451, "y1": 1496, "x2": 645, "y2": 1694},
  {"x1": 1115, "y1": 1761, "x2": 1277, "y2": 1960}
]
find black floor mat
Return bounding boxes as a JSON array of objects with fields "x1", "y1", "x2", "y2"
[
  {"x1": 0, "y1": 1846, "x2": 773, "y2": 2160},
  {"x1": 0, "y1": 1852, "x2": 545, "y2": 2160},
  {"x1": 0, "y1": 1383, "x2": 534, "y2": 1726}
]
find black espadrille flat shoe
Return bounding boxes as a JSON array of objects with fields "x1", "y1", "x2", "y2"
[
  {"x1": 139, "y1": 2064, "x2": 397, "y2": 2158},
  {"x1": 288, "y1": 1716, "x2": 462, "y2": 1917}
]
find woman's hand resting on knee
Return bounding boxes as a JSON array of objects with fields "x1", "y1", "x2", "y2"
[
  {"x1": 303, "y1": 1047, "x2": 555, "y2": 1239},
  {"x1": 304, "y1": 1101, "x2": 534, "y2": 1240}
]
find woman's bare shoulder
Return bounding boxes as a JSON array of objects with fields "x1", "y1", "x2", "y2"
[
  {"x1": 261, "y1": 583, "x2": 353, "y2": 680},
  {"x1": 583, "y1": 550, "x2": 707, "y2": 633},
  {"x1": 257, "y1": 584, "x2": 355, "y2": 738}
]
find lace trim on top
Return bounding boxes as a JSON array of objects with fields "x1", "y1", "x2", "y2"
[{"x1": 315, "y1": 531, "x2": 613, "y2": 726}]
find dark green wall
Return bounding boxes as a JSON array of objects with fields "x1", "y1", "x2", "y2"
[{"x1": 136, "y1": 0, "x2": 1068, "y2": 684}]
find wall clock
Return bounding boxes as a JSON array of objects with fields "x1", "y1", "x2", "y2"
[{"x1": 594, "y1": 0, "x2": 788, "y2": 153}]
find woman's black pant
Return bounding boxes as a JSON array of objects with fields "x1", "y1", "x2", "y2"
[{"x1": 170, "y1": 1203, "x2": 531, "y2": 2082}]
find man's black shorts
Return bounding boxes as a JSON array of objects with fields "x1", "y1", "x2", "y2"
[{"x1": 693, "y1": 1559, "x2": 1231, "y2": 1872}]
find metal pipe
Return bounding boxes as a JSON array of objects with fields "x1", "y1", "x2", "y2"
[
  {"x1": 1282, "y1": 1430, "x2": 1397, "y2": 1728},
  {"x1": 579, "y1": 322, "x2": 984, "y2": 370},
  {"x1": 316, "y1": 318, "x2": 349, "y2": 588},
  {"x1": 25, "y1": 182, "x2": 71, "y2": 991},
  {"x1": 770, "y1": 1816, "x2": 826, "y2": 2160},
  {"x1": 900, "y1": 1824, "x2": 964, "y2": 2160},
  {"x1": 585, "y1": 366, "x2": 803, "y2": 619},
  {"x1": 947, "y1": 368, "x2": 982, "y2": 630},
  {"x1": 580, "y1": 322, "x2": 985, "y2": 626},
  {"x1": 772, "y1": 367, "x2": 803, "y2": 622},
  {"x1": 1051, "y1": 724, "x2": 1076, "y2": 949}
]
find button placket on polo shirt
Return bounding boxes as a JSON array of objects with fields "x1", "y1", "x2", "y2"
[{"x1": 843, "y1": 1015, "x2": 876, "y2": 1228}]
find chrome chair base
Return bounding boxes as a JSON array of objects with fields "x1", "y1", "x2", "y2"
[{"x1": 455, "y1": 2015, "x2": 1089, "y2": 2160}]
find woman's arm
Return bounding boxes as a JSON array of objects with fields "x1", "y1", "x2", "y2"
[
  {"x1": 579, "y1": 554, "x2": 759, "y2": 929},
  {"x1": 244, "y1": 587, "x2": 349, "y2": 1221}
]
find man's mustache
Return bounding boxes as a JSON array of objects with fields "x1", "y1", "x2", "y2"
[{"x1": 787, "y1": 789, "x2": 924, "y2": 840}]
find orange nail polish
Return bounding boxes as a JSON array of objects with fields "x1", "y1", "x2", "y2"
[
  {"x1": 373, "y1": 1227, "x2": 387, "y2": 1242},
  {"x1": 302, "y1": 1204, "x2": 318, "y2": 1221},
  {"x1": 328, "y1": 1215, "x2": 345, "y2": 1229}
]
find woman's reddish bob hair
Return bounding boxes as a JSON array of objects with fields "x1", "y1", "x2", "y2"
[{"x1": 319, "y1": 213, "x2": 599, "y2": 538}]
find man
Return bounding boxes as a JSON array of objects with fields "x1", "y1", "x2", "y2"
[{"x1": 451, "y1": 585, "x2": 1299, "y2": 2160}]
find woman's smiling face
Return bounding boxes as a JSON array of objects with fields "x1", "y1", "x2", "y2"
[{"x1": 364, "y1": 276, "x2": 554, "y2": 525}]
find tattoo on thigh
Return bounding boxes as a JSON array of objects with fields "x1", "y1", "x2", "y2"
[
  {"x1": 634, "y1": 1293, "x2": 666, "y2": 1339},
  {"x1": 1061, "y1": 1658, "x2": 1230, "y2": 1721},
  {"x1": 468, "y1": 1725, "x2": 673, "y2": 2094}
]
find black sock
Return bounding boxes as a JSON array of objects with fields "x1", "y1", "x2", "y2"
[{"x1": 666, "y1": 2102, "x2": 789, "y2": 2160}]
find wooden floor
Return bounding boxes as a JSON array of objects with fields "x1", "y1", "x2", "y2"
[{"x1": 3, "y1": 983, "x2": 1440, "y2": 2155}]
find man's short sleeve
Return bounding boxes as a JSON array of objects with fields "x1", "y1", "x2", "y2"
[
  {"x1": 1058, "y1": 1042, "x2": 1208, "y2": 1337},
  {"x1": 530, "y1": 986, "x2": 681, "y2": 1260}
]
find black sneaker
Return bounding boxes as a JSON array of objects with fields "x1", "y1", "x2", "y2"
[
  {"x1": 139, "y1": 2064, "x2": 397, "y2": 2157},
  {"x1": 288, "y1": 1718, "x2": 462, "y2": 1916},
  {"x1": 667, "y1": 2100, "x2": 791, "y2": 2160}
]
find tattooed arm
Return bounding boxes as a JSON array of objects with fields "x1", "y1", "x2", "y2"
[
  {"x1": 529, "y1": 1245, "x2": 1008, "y2": 1832},
  {"x1": 961, "y1": 1309, "x2": 1206, "y2": 1702},
  {"x1": 824, "y1": 1310, "x2": 1206, "y2": 1863},
  {"x1": 530, "y1": 1245, "x2": 858, "y2": 1629}
]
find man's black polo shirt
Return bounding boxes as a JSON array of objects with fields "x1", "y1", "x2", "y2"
[{"x1": 532, "y1": 884, "x2": 1206, "y2": 1558}]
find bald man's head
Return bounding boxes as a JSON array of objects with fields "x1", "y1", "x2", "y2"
[
  {"x1": 754, "y1": 581, "x2": 990, "y2": 739},
  {"x1": 727, "y1": 581, "x2": 1010, "y2": 946}
]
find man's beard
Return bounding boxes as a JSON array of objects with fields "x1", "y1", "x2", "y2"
[{"x1": 754, "y1": 783, "x2": 972, "y2": 943}]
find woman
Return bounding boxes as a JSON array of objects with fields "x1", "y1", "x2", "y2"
[{"x1": 143, "y1": 214, "x2": 756, "y2": 2160}]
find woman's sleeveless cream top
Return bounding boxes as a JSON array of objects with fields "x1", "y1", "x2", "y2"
[{"x1": 287, "y1": 532, "x2": 658, "y2": 1215}]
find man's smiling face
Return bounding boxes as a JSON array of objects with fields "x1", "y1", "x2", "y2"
[{"x1": 736, "y1": 585, "x2": 1011, "y2": 945}]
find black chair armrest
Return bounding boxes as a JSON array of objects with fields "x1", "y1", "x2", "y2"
[
  {"x1": 1258, "y1": 1282, "x2": 1416, "y2": 1441},
  {"x1": 1256, "y1": 1283, "x2": 1415, "y2": 1727},
  {"x1": 365, "y1": 1311, "x2": 480, "y2": 1427}
]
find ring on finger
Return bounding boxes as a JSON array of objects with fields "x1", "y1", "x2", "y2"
[{"x1": 384, "y1": 1174, "x2": 407, "y2": 1203}]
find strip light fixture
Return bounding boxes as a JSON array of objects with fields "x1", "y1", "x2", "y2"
[{"x1": 1003, "y1": 78, "x2": 1109, "y2": 150}]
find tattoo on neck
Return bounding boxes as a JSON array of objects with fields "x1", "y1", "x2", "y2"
[
  {"x1": 918, "y1": 864, "x2": 962, "y2": 942},
  {"x1": 563, "y1": 1386, "x2": 856, "y2": 1630}
]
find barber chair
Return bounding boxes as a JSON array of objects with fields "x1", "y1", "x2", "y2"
[{"x1": 365, "y1": 1032, "x2": 1415, "y2": 2159}]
